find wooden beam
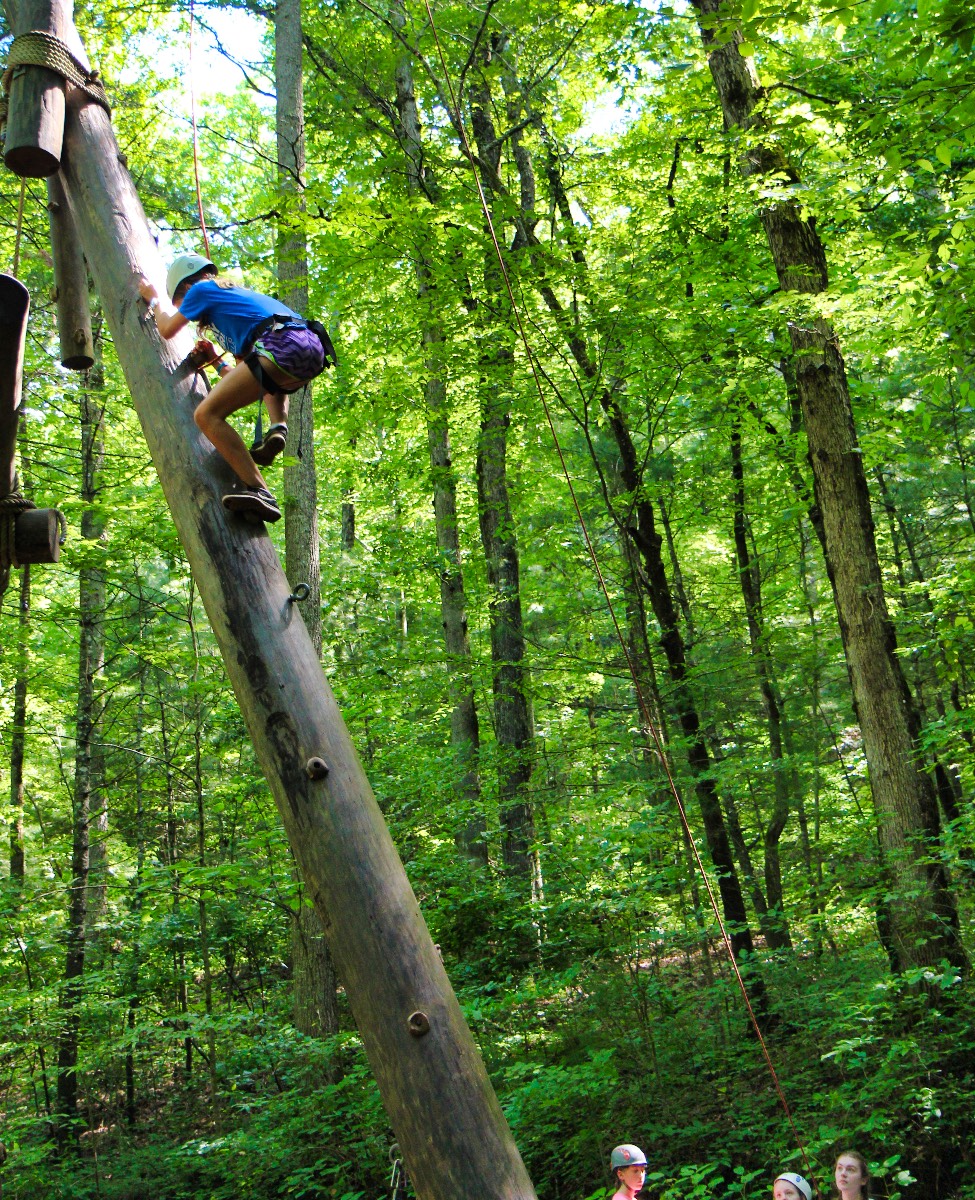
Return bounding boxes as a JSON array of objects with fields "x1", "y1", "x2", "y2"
[
  {"x1": 5, "y1": 2, "x2": 64, "y2": 176},
  {"x1": 47, "y1": 173, "x2": 94, "y2": 370},
  {"x1": 13, "y1": 507, "x2": 61, "y2": 563},
  {"x1": 57, "y1": 51, "x2": 537, "y2": 1200},
  {"x1": 0, "y1": 274, "x2": 29, "y2": 500}
]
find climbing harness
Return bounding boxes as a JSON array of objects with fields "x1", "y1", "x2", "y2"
[
  {"x1": 415, "y1": 0, "x2": 815, "y2": 1180},
  {"x1": 0, "y1": 30, "x2": 110, "y2": 134}
]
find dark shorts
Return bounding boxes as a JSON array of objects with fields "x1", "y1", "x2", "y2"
[{"x1": 252, "y1": 326, "x2": 325, "y2": 386}]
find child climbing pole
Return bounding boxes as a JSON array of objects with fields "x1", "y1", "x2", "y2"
[{"x1": 138, "y1": 254, "x2": 336, "y2": 522}]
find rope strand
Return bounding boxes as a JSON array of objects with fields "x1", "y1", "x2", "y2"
[{"x1": 188, "y1": 0, "x2": 211, "y2": 259}]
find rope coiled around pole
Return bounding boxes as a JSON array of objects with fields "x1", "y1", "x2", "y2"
[
  {"x1": 0, "y1": 30, "x2": 111, "y2": 135},
  {"x1": 0, "y1": 490, "x2": 36, "y2": 571}
]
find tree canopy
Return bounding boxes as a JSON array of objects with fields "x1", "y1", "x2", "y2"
[{"x1": 1, "y1": 0, "x2": 974, "y2": 1195}]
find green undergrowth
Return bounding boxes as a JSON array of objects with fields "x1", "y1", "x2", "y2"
[{"x1": 5, "y1": 941, "x2": 973, "y2": 1200}]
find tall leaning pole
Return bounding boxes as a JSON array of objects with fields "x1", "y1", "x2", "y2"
[{"x1": 1, "y1": 5, "x2": 538, "y2": 1198}]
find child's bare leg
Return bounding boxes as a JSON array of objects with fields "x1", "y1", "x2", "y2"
[
  {"x1": 194, "y1": 363, "x2": 268, "y2": 489},
  {"x1": 264, "y1": 391, "x2": 288, "y2": 427}
]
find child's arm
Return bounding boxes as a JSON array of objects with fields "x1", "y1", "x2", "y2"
[{"x1": 137, "y1": 277, "x2": 189, "y2": 340}]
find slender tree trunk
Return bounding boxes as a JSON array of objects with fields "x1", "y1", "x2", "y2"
[
  {"x1": 9, "y1": 563, "x2": 29, "y2": 883},
  {"x1": 78, "y1": 357, "x2": 108, "y2": 929},
  {"x1": 691, "y1": 0, "x2": 966, "y2": 972},
  {"x1": 57, "y1": 608, "x2": 96, "y2": 1135},
  {"x1": 873, "y1": 467, "x2": 967, "y2": 818},
  {"x1": 156, "y1": 669, "x2": 192, "y2": 1080},
  {"x1": 390, "y1": 5, "x2": 485, "y2": 864},
  {"x1": 186, "y1": 585, "x2": 218, "y2": 1108},
  {"x1": 502, "y1": 101, "x2": 765, "y2": 1004},
  {"x1": 8, "y1": 422, "x2": 33, "y2": 883},
  {"x1": 275, "y1": 0, "x2": 340, "y2": 1041},
  {"x1": 125, "y1": 658, "x2": 147, "y2": 1125},
  {"x1": 469, "y1": 61, "x2": 539, "y2": 890},
  {"x1": 730, "y1": 414, "x2": 792, "y2": 949},
  {"x1": 55, "y1": 365, "x2": 108, "y2": 1133}
]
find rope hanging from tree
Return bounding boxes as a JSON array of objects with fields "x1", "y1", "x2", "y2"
[
  {"x1": 0, "y1": 489, "x2": 36, "y2": 571},
  {"x1": 0, "y1": 30, "x2": 111, "y2": 134}
]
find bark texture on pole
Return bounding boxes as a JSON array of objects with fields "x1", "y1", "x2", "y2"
[
  {"x1": 55, "y1": 55, "x2": 536, "y2": 1200},
  {"x1": 692, "y1": 0, "x2": 965, "y2": 972},
  {"x1": 47, "y1": 172, "x2": 94, "y2": 369},
  {"x1": 2, "y1": 0, "x2": 91, "y2": 177},
  {"x1": 0, "y1": 274, "x2": 29, "y2": 500}
]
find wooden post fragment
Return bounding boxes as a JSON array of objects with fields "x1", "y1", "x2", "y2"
[
  {"x1": 4, "y1": 3, "x2": 65, "y2": 176},
  {"x1": 13, "y1": 507, "x2": 61, "y2": 563},
  {"x1": 56, "y1": 49, "x2": 538, "y2": 1200},
  {"x1": 47, "y1": 173, "x2": 94, "y2": 369},
  {"x1": 3, "y1": 0, "x2": 94, "y2": 177},
  {"x1": 0, "y1": 273, "x2": 29, "y2": 499}
]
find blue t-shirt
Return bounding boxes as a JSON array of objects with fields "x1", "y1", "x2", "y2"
[{"x1": 179, "y1": 280, "x2": 300, "y2": 357}]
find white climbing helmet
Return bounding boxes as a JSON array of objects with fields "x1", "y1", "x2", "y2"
[
  {"x1": 774, "y1": 1173, "x2": 812, "y2": 1200},
  {"x1": 611, "y1": 1145, "x2": 648, "y2": 1171},
  {"x1": 167, "y1": 252, "x2": 215, "y2": 299}
]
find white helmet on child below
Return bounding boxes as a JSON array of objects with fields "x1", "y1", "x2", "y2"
[
  {"x1": 167, "y1": 253, "x2": 215, "y2": 299},
  {"x1": 774, "y1": 1173, "x2": 813, "y2": 1200},
  {"x1": 611, "y1": 1145, "x2": 648, "y2": 1171}
]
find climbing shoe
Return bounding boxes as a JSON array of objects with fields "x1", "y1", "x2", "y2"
[
  {"x1": 222, "y1": 484, "x2": 282, "y2": 523},
  {"x1": 249, "y1": 423, "x2": 288, "y2": 466}
]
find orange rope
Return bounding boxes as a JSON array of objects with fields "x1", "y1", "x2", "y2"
[
  {"x1": 418, "y1": 0, "x2": 814, "y2": 1183},
  {"x1": 188, "y1": 0, "x2": 211, "y2": 259}
]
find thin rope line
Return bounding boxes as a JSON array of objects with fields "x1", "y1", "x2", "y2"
[
  {"x1": 188, "y1": 0, "x2": 211, "y2": 259},
  {"x1": 418, "y1": 0, "x2": 813, "y2": 1181},
  {"x1": 12, "y1": 178, "x2": 26, "y2": 276}
]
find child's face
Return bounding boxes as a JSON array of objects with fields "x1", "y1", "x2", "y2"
[
  {"x1": 618, "y1": 1164, "x2": 646, "y2": 1192},
  {"x1": 773, "y1": 1183, "x2": 804, "y2": 1200}
]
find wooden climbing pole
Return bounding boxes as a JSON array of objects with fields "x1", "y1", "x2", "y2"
[
  {"x1": 0, "y1": 274, "x2": 64, "y2": 597},
  {"x1": 1, "y1": 5, "x2": 538, "y2": 1199}
]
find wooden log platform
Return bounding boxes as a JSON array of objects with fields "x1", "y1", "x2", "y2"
[
  {"x1": 12, "y1": 507, "x2": 62, "y2": 564},
  {"x1": 0, "y1": 274, "x2": 30, "y2": 499},
  {"x1": 48, "y1": 173, "x2": 94, "y2": 370}
]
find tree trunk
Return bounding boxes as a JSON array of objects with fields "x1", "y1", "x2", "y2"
[
  {"x1": 9, "y1": 562, "x2": 29, "y2": 882},
  {"x1": 156, "y1": 667, "x2": 192, "y2": 1081},
  {"x1": 125, "y1": 658, "x2": 148, "y2": 1125},
  {"x1": 469, "y1": 63, "x2": 539, "y2": 890},
  {"x1": 79, "y1": 352, "x2": 108, "y2": 928},
  {"x1": 691, "y1": 0, "x2": 966, "y2": 972},
  {"x1": 50, "y1": 24, "x2": 537, "y2": 1193},
  {"x1": 8, "y1": 417, "x2": 33, "y2": 884},
  {"x1": 391, "y1": 4, "x2": 485, "y2": 865},
  {"x1": 187, "y1": 585, "x2": 218, "y2": 1109},
  {"x1": 503, "y1": 104, "x2": 766, "y2": 1005},
  {"x1": 275, "y1": 0, "x2": 340, "y2": 1042},
  {"x1": 730, "y1": 413, "x2": 792, "y2": 949}
]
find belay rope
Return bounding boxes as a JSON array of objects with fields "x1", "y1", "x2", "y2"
[{"x1": 0, "y1": 30, "x2": 111, "y2": 135}]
